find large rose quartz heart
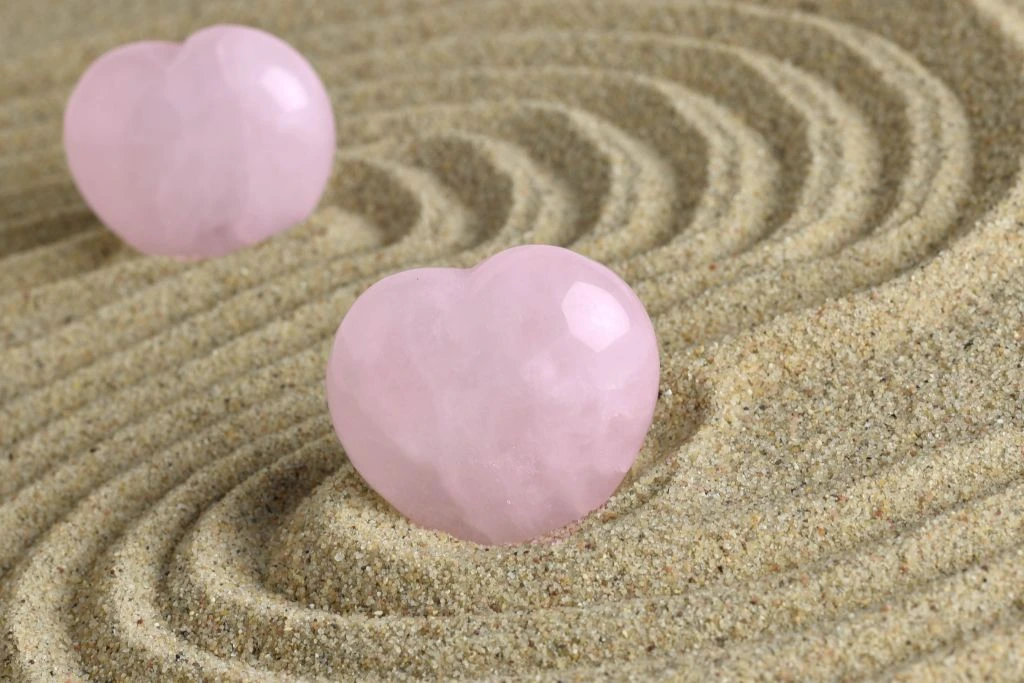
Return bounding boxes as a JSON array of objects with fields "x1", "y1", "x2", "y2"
[
  {"x1": 63, "y1": 24, "x2": 336, "y2": 258},
  {"x1": 326, "y1": 245, "x2": 661, "y2": 544}
]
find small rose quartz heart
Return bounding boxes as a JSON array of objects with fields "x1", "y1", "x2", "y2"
[
  {"x1": 63, "y1": 24, "x2": 336, "y2": 259},
  {"x1": 326, "y1": 245, "x2": 661, "y2": 545}
]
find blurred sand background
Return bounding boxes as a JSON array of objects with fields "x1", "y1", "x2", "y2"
[{"x1": 1, "y1": 0, "x2": 1022, "y2": 679}]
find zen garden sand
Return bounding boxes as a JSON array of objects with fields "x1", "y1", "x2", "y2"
[{"x1": 1, "y1": 0, "x2": 1022, "y2": 680}]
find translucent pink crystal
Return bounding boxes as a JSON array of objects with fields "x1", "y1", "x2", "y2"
[
  {"x1": 63, "y1": 25, "x2": 335, "y2": 258},
  {"x1": 326, "y1": 245, "x2": 661, "y2": 544}
]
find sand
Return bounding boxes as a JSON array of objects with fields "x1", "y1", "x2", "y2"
[{"x1": 1, "y1": 0, "x2": 1022, "y2": 680}]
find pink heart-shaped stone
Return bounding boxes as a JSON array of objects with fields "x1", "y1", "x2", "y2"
[
  {"x1": 326, "y1": 245, "x2": 660, "y2": 544},
  {"x1": 63, "y1": 24, "x2": 336, "y2": 258}
]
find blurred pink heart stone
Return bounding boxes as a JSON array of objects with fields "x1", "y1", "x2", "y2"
[
  {"x1": 326, "y1": 245, "x2": 661, "y2": 544},
  {"x1": 63, "y1": 24, "x2": 335, "y2": 258}
]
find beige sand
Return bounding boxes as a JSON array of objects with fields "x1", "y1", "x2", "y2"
[{"x1": 1, "y1": 0, "x2": 1023, "y2": 680}]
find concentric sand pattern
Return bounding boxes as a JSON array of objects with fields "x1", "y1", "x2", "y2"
[{"x1": 1, "y1": 0, "x2": 1022, "y2": 679}]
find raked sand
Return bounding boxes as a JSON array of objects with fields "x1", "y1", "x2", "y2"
[{"x1": 1, "y1": 0, "x2": 1023, "y2": 680}]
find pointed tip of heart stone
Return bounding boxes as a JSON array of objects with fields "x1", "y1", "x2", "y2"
[
  {"x1": 63, "y1": 24, "x2": 336, "y2": 259},
  {"x1": 326, "y1": 245, "x2": 661, "y2": 545}
]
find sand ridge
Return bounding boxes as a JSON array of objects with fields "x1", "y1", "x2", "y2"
[{"x1": 1, "y1": 0, "x2": 1022, "y2": 680}]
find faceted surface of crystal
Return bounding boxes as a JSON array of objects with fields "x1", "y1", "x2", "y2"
[{"x1": 326, "y1": 245, "x2": 661, "y2": 544}]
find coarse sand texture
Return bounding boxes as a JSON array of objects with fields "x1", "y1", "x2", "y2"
[{"x1": 1, "y1": 0, "x2": 1023, "y2": 680}]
